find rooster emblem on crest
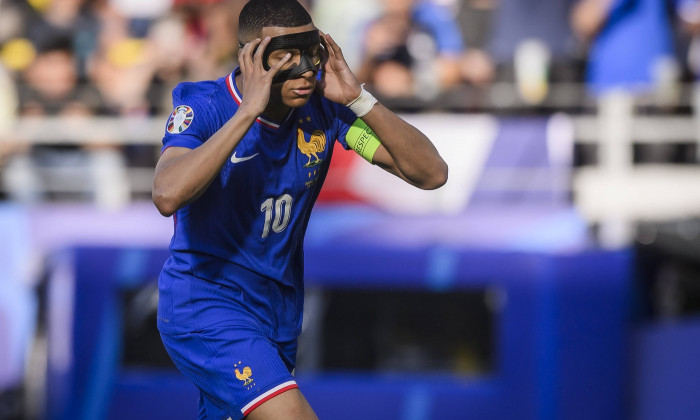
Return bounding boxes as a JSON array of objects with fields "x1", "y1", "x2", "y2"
[
  {"x1": 235, "y1": 366, "x2": 253, "y2": 386},
  {"x1": 297, "y1": 128, "x2": 326, "y2": 168}
]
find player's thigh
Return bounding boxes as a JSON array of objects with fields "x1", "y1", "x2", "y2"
[{"x1": 245, "y1": 387, "x2": 318, "y2": 420}]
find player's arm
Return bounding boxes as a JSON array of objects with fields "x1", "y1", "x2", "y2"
[
  {"x1": 153, "y1": 37, "x2": 291, "y2": 216},
  {"x1": 318, "y1": 33, "x2": 447, "y2": 190},
  {"x1": 359, "y1": 104, "x2": 446, "y2": 190},
  {"x1": 152, "y1": 111, "x2": 256, "y2": 217}
]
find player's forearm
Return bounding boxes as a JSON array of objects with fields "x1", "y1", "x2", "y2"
[
  {"x1": 153, "y1": 109, "x2": 257, "y2": 216},
  {"x1": 361, "y1": 104, "x2": 448, "y2": 190}
]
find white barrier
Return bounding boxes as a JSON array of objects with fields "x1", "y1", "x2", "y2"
[{"x1": 1, "y1": 112, "x2": 699, "y2": 228}]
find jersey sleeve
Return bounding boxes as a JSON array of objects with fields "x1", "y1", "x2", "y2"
[
  {"x1": 332, "y1": 101, "x2": 360, "y2": 150},
  {"x1": 161, "y1": 83, "x2": 216, "y2": 153}
]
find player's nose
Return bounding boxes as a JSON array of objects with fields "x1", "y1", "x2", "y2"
[{"x1": 298, "y1": 68, "x2": 316, "y2": 79}]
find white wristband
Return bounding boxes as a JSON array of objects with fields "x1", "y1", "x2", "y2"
[{"x1": 346, "y1": 85, "x2": 378, "y2": 117}]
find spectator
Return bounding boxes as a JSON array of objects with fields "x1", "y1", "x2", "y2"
[
  {"x1": 3, "y1": 36, "x2": 129, "y2": 206},
  {"x1": 24, "y1": 0, "x2": 99, "y2": 79},
  {"x1": 0, "y1": 1, "x2": 29, "y2": 45},
  {"x1": 312, "y1": 0, "x2": 381, "y2": 71},
  {"x1": 357, "y1": 0, "x2": 465, "y2": 99},
  {"x1": 571, "y1": 0, "x2": 678, "y2": 247},
  {"x1": 143, "y1": 16, "x2": 190, "y2": 114},
  {"x1": 168, "y1": 0, "x2": 244, "y2": 82},
  {"x1": 455, "y1": 0, "x2": 496, "y2": 87},
  {"x1": 675, "y1": 0, "x2": 700, "y2": 160},
  {"x1": 0, "y1": 64, "x2": 19, "y2": 197},
  {"x1": 21, "y1": 37, "x2": 101, "y2": 116},
  {"x1": 571, "y1": 0, "x2": 677, "y2": 96},
  {"x1": 489, "y1": 0, "x2": 579, "y2": 104}
]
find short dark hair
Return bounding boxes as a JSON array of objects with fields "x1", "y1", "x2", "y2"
[{"x1": 238, "y1": 0, "x2": 312, "y2": 40}]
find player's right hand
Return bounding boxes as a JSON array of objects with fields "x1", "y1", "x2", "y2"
[{"x1": 237, "y1": 36, "x2": 291, "y2": 117}]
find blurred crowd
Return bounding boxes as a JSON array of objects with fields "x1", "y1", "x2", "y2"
[
  {"x1": 0, "y1": 0, "x2": 699, "y2": 203},
  {"x1": 1, "y1": 0, "x2": 699, "y2": 115},
  {"x1": 0, "y1": 0, "x2": 243, "y2": 118}
]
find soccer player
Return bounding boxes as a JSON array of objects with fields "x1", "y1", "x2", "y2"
[{"x1": 152, "y1": 0, "x2": 447, "y2": 418}]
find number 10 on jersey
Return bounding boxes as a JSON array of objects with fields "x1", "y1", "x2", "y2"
[{"x1": 260, "y1": 194, "x2": 293, "y2": 238}]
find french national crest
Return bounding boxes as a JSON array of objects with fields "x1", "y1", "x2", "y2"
[
  {"x1": 296, "y1": 128, "x2": 326, "y2": 168},
  {"x1": 234, "y1": 361, "x2": 255, "y2": 389}
]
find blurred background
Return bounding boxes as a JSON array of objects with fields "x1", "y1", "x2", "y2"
[{"x1": 1, "y1": 0, "x2": 700, "y2": 419}]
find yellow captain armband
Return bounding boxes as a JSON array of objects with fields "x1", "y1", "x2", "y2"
[{"x1": 345, "y1": 118, "x2": 381, "y2": 164}]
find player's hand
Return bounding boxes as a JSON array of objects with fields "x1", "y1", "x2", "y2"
[
  {"x1": 317, "y1": 32, "x2": 362, "y2": 106},
  {"x1": 237, "y1": 37, "x2": 291, "y2": 117}
]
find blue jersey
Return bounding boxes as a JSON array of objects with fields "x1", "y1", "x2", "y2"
[{"x1": 157, "y1": 70, "x2": 357, "y2": 341}]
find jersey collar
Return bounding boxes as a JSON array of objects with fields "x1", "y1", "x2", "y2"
[{"x1": 227, "y1": 69, "x2": 283, "y2": 130}]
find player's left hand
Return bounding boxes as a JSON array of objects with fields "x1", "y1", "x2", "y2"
[{"x1": 317, "y1": 31, "x2": 362, "y2": 105}]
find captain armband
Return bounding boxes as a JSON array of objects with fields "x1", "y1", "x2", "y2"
[{"x1": 345, "y1": 118, "x2": 381, "y2": 164}]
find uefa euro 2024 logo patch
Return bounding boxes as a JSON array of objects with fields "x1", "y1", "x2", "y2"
[{"x1": 167, "y1": 105, "x2": 194, "y2": 134}]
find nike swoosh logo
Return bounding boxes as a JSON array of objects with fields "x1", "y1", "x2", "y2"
[{"x1": 231, "y1": 151, "x2": 259, "y2": 163}]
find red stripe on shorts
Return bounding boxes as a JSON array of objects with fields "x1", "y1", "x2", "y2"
[{"x1": 241, "y1": 381, "x2": 298, "y2": 416}]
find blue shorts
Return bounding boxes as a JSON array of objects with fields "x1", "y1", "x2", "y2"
[{"x1": 160, "y1": 323, "x2": 299, "y2": 420}]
